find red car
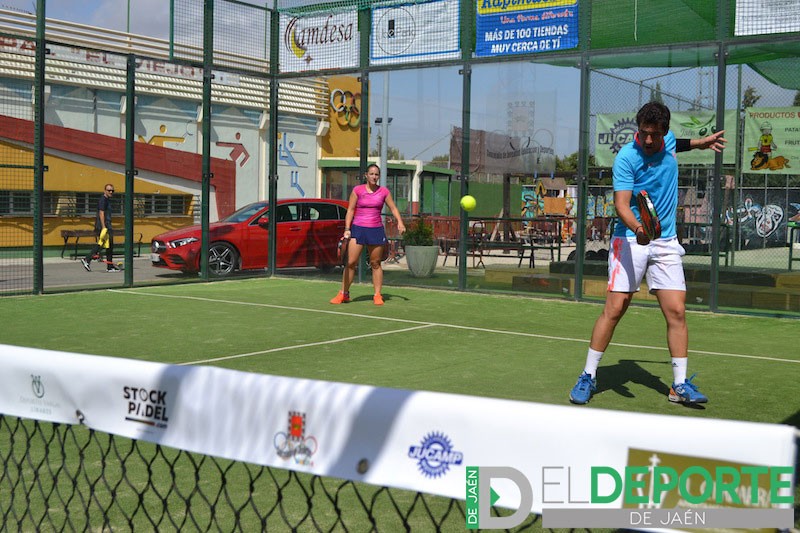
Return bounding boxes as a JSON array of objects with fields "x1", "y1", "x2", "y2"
[{"x1": 151, "y1": 198, "x2": 349, "y2": 276}]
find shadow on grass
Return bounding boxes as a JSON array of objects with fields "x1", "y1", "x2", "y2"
[
  {"x1": 780, "y1": 409, "x2": 800, "y2": 429},
  {"x1": 595, "y1": 359, "x2": 707, "y2": 410},
  {"x1": 595, "y1": 359, "x2": 670, "y2": 399},
  {"x1": 350, "y1": 292, "x2": 410, "y2": 304}
]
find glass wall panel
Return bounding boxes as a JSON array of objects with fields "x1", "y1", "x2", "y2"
[{"x1": 462, "y1": 61, "x2": 580, "y2": 296}]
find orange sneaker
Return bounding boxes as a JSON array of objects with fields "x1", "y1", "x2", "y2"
[
  {"x1": 373, "y1": 294, "x2": 384, "y2": 306},
  {"x1": 330, "y1": 291, "x2": 350, "y2": 304}
]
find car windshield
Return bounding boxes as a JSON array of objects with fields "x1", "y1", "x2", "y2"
[{"x1": 222, "y1": 202, "x2": 268, "y2": 223}]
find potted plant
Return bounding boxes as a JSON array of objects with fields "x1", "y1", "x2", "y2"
[{"x1": 402, "y1": 217, "x2": 438, "y2": 278}]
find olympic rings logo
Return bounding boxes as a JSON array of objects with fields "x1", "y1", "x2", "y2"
[
  {"x1": 330, "y1": 88, "x2": 361, "y2": 128},
  {"x1": 274, "y1": 431, "x2": 319, "y2": 465}
]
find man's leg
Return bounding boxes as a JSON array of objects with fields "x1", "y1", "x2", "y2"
[
  {"x1": 106, "y1": 232, "x2": 114, "y2": 263},
  {"x1": 654, "y1": 289, "x2": 687, "y2": 359},
  {"x1": 570, "y1": 291, "x2": 634, "y2": 404},
  {"x1": 655, "y1": 289, "x2": 706, "y2": 403},
  {"x1": 589, "y1": 291, "x2": 634, "y2": 353},
  {"x1": 81, "y1": 241, "x2": 100, "y2": 271}
]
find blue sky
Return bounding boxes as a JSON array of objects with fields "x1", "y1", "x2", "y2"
[{"x1": 2, "y1": 0, "x2": 173, "y2": 37}]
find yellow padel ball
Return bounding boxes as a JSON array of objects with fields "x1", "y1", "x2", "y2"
[{"x1": 460, "y1": 195, "x2": 477, "y2": 212}]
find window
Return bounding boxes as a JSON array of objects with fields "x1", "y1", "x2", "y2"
[
  {"x1": 0, "y1": 191, "x2": 31, "y2": 215},
  {"x1": 307, "y1": 202, "x2": 340, "y2": 221},
  {"x1": 137, "y1": 194, "x2": 189, "y2": 216}
]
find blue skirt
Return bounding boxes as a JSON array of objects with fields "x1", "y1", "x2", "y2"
[{"x1": 351, "y1": 224, "x2": 387, "y2": 246}]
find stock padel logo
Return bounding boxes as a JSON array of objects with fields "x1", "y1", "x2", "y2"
[
  {"x1": 598, "y1": 117, "x2": 637, "y2": 155},
  {"x1": 274, "y1": 411, "x2": 318, "y2": 466},
  {"x1": 123, "y1": 386, "x2": 170, "y2": 430},
  {"x1": 408, "y1": 431, "x2": 463, "y2": 478}
]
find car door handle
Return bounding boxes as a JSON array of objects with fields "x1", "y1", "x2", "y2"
[{"x1": 289, "y1": 227, "x2": 301, "y2": 231}]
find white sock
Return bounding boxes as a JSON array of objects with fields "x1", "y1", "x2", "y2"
[
  {"x1": 672, "y1": 357, "x2": 688, "y2": 384},
  {"x1": 583, "y1": 348, "x2": 604, "y2": 378}
]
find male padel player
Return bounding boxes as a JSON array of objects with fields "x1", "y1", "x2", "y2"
[
  {"x1": 569, "y1": 102, "x2": 726, "y2": 405},
  {"x1": 81, "y1": 183, "x2": 120, "y2": 273}
]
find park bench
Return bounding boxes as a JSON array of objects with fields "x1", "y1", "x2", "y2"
[{"x1": 60, "y1": 229, "x2": 143, "y2": 259}]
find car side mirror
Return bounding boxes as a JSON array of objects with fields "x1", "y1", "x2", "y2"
[{"x1": 258, "y1": 216, "x2": 269, "y2": 227}]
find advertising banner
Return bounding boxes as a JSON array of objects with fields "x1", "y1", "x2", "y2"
[
  {"x1": 742, "y1": 107, "x2": 800, "y2": 175},
  {"x1": 450, "y1": 126, "x2": 556, "y2": 175},
  {"x1": 475, "y1": 0, "x2": 578, "y2": 58},
  {"x1": 370, "y1": 0, "x2": 461, "y2": 65},
  {"x1": 595, "y1": 110, "x2": 737, "y2": 168},
  {"x1": 279, "y1": 11, "x2": 359, "y2": 73},
  {"x1": 735, "y1": 0, "x2": 800, "y2": 36},
  {"x1": 0, "y1": 344, "x2": 795, "y2": 531}
]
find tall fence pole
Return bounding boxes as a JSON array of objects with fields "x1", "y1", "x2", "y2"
[
  {"x1": 32, "y1": 0, "x2": 46, "y2": 294},
  {"x1": 124, "y1": 54, "x2": 136, "y2": 287},
  {"x1": 267, "y1": 3, "x2": 279, "y2": 276},
  {"x1": 200, "y1": 0, "x2": 214, "y2": 279}
]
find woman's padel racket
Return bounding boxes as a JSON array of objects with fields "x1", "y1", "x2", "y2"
[
  {"x1": 636, "y1": 190, "x2": 661, "y2": 240},
  {"x1": 337, "y1": 237, "x2": 350, "y2": 266}
]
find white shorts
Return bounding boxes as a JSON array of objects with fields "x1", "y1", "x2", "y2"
[{"x1": 607, "y1": 236, "x2": 686, "y2": 293}]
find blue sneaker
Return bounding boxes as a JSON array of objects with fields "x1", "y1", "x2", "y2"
[
  {"x1": 569, "y1": 371, "x2": 597, "y2": 404},
  {"x1": 668, "y1": 374, "x2": 708, "y2": 404}
]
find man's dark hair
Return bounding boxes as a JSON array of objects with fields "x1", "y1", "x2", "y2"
[{"x1": 636, "y1": 101, "x2": 671, "y2": 133}]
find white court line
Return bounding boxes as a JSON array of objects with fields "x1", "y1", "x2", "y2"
[
  {"x1": 181, "y1": 324, "x2": 434, "y2": 366},
  {"x1": 111, "y1": 289, "x2": 800, "y2": 365}
]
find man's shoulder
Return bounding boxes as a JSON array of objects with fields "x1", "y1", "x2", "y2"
[{"x1": 615, "y1": 141, "x2": 639, "y2": 161}]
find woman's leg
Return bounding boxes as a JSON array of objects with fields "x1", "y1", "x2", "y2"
[
  {"x1": 342, "y1": 241, "x2": 364, "y2": 293},
  {"x1": 368, "y1": 245, "x2": 384, "y2": 295}
]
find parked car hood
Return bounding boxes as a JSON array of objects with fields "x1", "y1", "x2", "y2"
[{"x1": 154, "y1": 221, "x2": 241, "y2": 242}]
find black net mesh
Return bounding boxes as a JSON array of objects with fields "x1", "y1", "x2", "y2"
[{"x1": 0, "y1": 415, "x2": 541, "y2": 531}]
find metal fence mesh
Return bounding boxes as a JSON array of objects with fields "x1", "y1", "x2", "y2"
[{"x1": 0, "y1": 415, "x2": 540, "y2": 531}]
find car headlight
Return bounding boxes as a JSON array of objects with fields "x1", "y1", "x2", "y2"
[{"x1": 168, "y1": 237, "x2": 199, "y2": 248}]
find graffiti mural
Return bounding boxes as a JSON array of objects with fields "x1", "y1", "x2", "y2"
[{"x1": 728, "y1": 189, "x2": 800, "y2": 249}]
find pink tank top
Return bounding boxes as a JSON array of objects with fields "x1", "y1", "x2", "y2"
[{"x1": 352, "y1": 184, "x2": 389, "y2": 228}]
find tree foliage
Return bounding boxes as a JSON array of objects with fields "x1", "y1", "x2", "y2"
[
  {"x1": 742, "y1": 86, "x2": 761, "y2": 109},
  {"x1": 555, "y1": 152, "x2": 597, "y2": 172},
  {"x1": 429, "y1": 154, "x2": 450, "y2": 166},
  {"x1": 649, "y1": 82, "x2": 664, "y2": 104},
  {"x1": 368, "y1": 146, "x2": 404, "y2": 159}
]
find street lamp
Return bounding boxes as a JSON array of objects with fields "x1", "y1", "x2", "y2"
[{"x1": 374, "y1": 116, "x2": 392, "y2": 189}]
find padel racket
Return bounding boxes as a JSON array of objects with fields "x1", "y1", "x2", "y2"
[
  {"x1": 337, "y1": 237, "x2": 350, "y2": 266},
  {"x1": 636, "y1": 190, "x2": 661, "y2": 240}
]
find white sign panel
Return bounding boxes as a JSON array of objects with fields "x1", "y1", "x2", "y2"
[
  {"x1": 735, "y1": 0, "x2": 800, "y2": 36},
  {"x1": 0, "y1": 344, "x2": 795, "y2": 522},
  {"x1": 280, "y1": 11, "x2": 359, "y2": 73},
  {"x1": 370, "y1": 0, "x2": 461, "y2": 65}
]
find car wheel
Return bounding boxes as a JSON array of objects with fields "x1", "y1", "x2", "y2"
[{"x1": 209, "y1": 242, "x2": 238, "y2": 277}]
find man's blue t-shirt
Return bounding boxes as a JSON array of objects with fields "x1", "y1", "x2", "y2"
[{"x1": 612, "y1": 131, "x2": 678, "y2": 239}]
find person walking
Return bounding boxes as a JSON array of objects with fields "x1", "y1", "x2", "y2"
[
  {"x1": 330, "y1": 164, "x2": 406, "y2": 305},
  {"x1": 81, "y1": 183, "x2": 120, "y2": 272},
  {"x1": 569, "y1": 102, "x2": 725, "y2": 405}
]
